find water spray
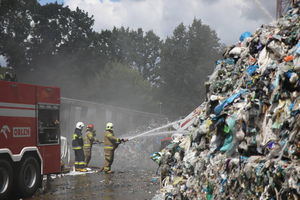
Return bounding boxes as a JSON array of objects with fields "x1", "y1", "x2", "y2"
[
  {"x1": 139, "y1": 130, "x2": 188, "y2": 138},
  {"x1": 253, "y1": 0, "x2": 275, "y2": 21},
  {"x1": 125, "y1": 119, "x2": 183, "y2": 141}
]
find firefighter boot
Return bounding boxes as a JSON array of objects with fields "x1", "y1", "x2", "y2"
[
  {"x1": 98, "y1": 167, "x2": 104, "y2": 172},
  {"x1": 75, "y1": 168, "x2": 88, "y2": 172},
  {"x1": 79, "y1": 168, "x2": 88, "y2": 172}
]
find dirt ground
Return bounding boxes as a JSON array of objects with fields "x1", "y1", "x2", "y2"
[{"x1": 24, "y1": 168, "x2": 160, "y2": 200}]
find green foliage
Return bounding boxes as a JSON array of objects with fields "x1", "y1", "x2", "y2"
[
  {"x1": 158, "y1": 19, "x2": 222, "y2": 117},
  {"x1": 0, "y1": 0, "x2": 39, "y2": 69},
  {"x1": 108, "y1": 27, "x2": 162, "y2": 84},
  {"x1": 27, "y1": 3, "x2": 94, "y2": 66}
]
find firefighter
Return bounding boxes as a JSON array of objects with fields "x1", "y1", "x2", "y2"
[
  {"x1": 83, "y1": 124, "x2": 101, "y2": 167},
  {"x1": 72, "y1": 122, "x2": 87, "y2": 172},
  {"x1": 101, "y1": 122, "x2": 128, "y2": 174}
]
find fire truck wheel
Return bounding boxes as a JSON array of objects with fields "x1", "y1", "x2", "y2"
[
  {"x1": 0, "y1": 160, "x2": 13, "y2": 200},
  {"x1": 16, "y1": 156, "x2": 41, "y2": 198}
]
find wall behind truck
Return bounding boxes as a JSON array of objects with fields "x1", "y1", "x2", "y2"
[{"x1": 60, "y1": 97, "x2": 167, "y2": 169}]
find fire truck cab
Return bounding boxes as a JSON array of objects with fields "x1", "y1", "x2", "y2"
[{"x1": 0, "y1": 80, "x2": 61, "y2": 199}]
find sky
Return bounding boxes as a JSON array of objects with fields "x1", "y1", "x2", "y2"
[
  {"x1": 39, "y1": 0, "x2": 276, "y2": 45},
  {"x1": 0, "y1": 55, "x2": 7, "y2": 66}
]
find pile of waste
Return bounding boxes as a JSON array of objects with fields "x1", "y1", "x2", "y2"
[{"x1": 156, "y1": 4, "x2": 300, "y2": 200}]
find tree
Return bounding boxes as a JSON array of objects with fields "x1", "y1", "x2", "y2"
[
  {"x1": 0, "y1": 0, "x2": 40, "y2": 70},
  {"x1": 158, "y1": 19, "x2": 221, "y2": 117},
  {"x1": 26, "y1": 3, "x2": 94, "y2": 67},
  {"x1": 22, "y1": 3, "x2": 99, "y2": 86},
  {"x1": 108, "y1": 27, "x2": 162, "y2": 83},
  {"x1": 136, "y1": 30, "x2": 161, "y2": 84}
]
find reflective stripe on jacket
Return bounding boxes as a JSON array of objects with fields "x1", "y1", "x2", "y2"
[{"x1": 103, "y1": 130, "x2": 120, "y2": 150}]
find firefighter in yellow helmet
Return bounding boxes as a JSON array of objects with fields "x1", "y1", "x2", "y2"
[
  {"x1": 72, "y1": 122, "x2": 87, "y2": 172},
  {"x1": 101, "y1": 122, "x2": 128, "y2": 174},
  {"x1": 83, "y1": 124, "x2": 101, "y2": 167}
]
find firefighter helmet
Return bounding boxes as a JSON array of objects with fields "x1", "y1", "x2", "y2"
[
  {"x1": 87, "y1": 124, "x2": 94, "y2": 130},
  {"x1": 106, "y1": 122, "x2": 113, "y2": 131},
  {"x1": 76, "y1": 122, "x2": 85, "y2": 129}
]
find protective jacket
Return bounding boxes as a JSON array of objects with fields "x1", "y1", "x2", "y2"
[
  {"x1": 72, "y1": 128, "x2": 84, "y2": 150},
  {"x1": 83, "y1": 130, "x2": 97, "y2": 148},
  {"x1": 103, "y1": 130, "x2": 121, "y2": 150}
]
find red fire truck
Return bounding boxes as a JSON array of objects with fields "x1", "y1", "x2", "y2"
[{"x1": 0, "y1": 80, "x2": 61, "y2": 199}]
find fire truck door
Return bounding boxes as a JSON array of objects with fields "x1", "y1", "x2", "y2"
[{"x1": 37, "y1": 104, "x2": 61, "y2": 174}]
